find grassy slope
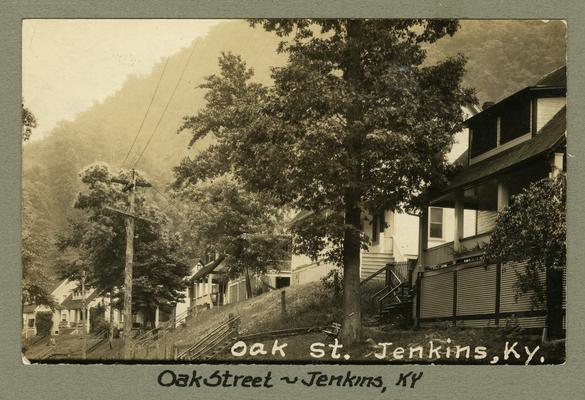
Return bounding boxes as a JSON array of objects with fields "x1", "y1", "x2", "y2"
[{"x1": 25, "y1": 280, "x2": 564, "y2": 364}]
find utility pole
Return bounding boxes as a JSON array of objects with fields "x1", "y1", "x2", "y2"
[
  {"x1": 81, "y1": 269, "x2": 87, "y2": 360},
  {"x1": 108, "y1": 169, "x2": 153, "y2": 360},
  {"x1": 122, "y1": 170, "x2": 136, "y2": 359}
]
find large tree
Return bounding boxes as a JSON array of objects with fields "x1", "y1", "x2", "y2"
[
  {"x1": 175, "y1": 19, "x2": 475, "y2": 345},
  {"x1": 483, "y1": 174, "x2": 566, "y2": 337},
  {"x1": 171, "y1": 175, "x2": 289, "y2": 298},
  {"x1": 58, "y1": 163, "x2": 191, "y2": 328}
]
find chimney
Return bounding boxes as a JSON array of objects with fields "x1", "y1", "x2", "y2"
[{"x1": 482, "y1": 101, "x2": 495, "y2": 110}]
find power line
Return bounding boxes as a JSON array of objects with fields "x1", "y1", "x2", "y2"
[
  {"x1": 132, "y1": 40, "x2": 199, "y2": 168},
  {"x1": 148, "y1": 182, "x2": 186, "y2": 218},
  {"x1": 121, "y1": 57, "x2": 171, "y2": 167}
]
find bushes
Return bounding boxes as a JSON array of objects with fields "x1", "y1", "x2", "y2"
[
  {"x1": 321, "y1": 268, "x2": 343, "y2": 298},
  {"x1": 35, "y1": 311, "x2": 53, "y2": 337}
]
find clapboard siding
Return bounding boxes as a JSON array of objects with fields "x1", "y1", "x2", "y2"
[
  {"x1": 292, "y1": 261, "x2": 337, "y2": 285},
  {"x1": 512, "y1": 316, "x2": 546, "y2": 329},
  {"x1": 477, "y1": 210, "x2": 498, "y2": 234},
  {"x1": 536, "y1": 97, "x2": 566, "y2": 132},
  {"x1": 360, "y1": 252, "x2": 394, "y2": 281},
  {"x1": 500, "y1": 262, "x2": 545, "y2": 313},
  {"x1": 456, "y1": 265, "x2": 497, "y2": 316},
  {"x1": 417, "y1": 260, "x2": 563, "y2": 331},
  {"x1": 420, "y1": 272, "x2": 453, "y2": 319},
  {"x1": 457, "y1": 319, "x2": 497, "y2": 328}
]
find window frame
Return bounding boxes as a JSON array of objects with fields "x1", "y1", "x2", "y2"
[{"x1": 428, "y1": 207, "x2": 444, "y2": 240}]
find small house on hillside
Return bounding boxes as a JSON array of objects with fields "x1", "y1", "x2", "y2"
[
  {"x1": 22, "y1": 279, "x2": 112, "y2": 337},
  {"x1": 288, "y1": 209, "x2": 418, "y2": 286},
  {"x1": 175, "y1": 245, "x2": 292, "y2": 319},
  {"x1": 413, "y1": 66, "x2": 567, "y2": 332}
]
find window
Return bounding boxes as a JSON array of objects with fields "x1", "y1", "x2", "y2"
[
  {"x1": 371, "y1": 211, "x2": 385, "y2": 243},
  {"x1": 469, "y1": 116, "x2": 498, "y2": 158},
  {"x1": 429, "y1": 207, "x2": 444, "y2": 239},
  {"x1": 500, "y1": 99, "x2": 531, "y2": 144},
  {"x1": 28, "y1": 318, "x2": 35, "y2": 328}
]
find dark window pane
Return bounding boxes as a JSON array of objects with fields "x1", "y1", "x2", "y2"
[
  {"x1": 430, "y1": 208, "x2": 443, "y2": 223},
  {"x1": 378, "y1": 212, "x2": 385, "y2": 233},
  {"x1": 469, "y1": 115, "x2": 497, "y2": 158},
  {"x1": 500, "y1": 99, "x2": 531, "y2": 144},
  {"x1": 430, "y1": 224, "x2": 443, "y2": 239}
]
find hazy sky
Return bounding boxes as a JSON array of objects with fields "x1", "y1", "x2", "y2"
[{"x1": 22, "y1": 19, "x2": 225, "y2": 140}]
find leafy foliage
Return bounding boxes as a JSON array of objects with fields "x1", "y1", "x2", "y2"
[
  {"x1": 21, "y1": 20, "x2": 565, "y2": 290},
  {"x1": 175, "y1": 19, "x2": 476, "y2": 344},
  {"x1": 57, "y1": 163, "x2": 191, "y2": 320},
  {"x1": 171, "y1": 175, "x2": 290, "y2": 280},
  {"x1": 176, "y1": 20, "x2": 475, "y2": 259},
  {"x1": 483, "y1": 174, "x2": 566, "y2": 307},
  {"x1": 35, "y1": 311, "x2": 54, "y2": 337},
  {"x1": 22, "y1": 100, "x2": 37, "y2": 142}
]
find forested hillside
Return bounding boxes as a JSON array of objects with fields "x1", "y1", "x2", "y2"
[{"x1": 22, "y1": 19, "x2": 566, "y2": 284}]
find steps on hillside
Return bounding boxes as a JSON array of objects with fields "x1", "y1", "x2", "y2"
[{"x1": 202, "y1": 335, "x2": 238, "y2": 360}]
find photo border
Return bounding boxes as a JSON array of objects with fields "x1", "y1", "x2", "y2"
[{"x1": 2, "y1": 1, "x2": 584, "y2": 399}]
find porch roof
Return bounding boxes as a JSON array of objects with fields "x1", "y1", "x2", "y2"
[
  {"x1": 431, "y1": 106, "x2": 566, "y2": 203},
  {"x1": 22, "y1": 304, "x2": 37, "y2": 313},
  {"x1": 189, "y1": 256, "x2": 226, "y2": 282},
  {"x1": 60, "y1": 290, "x2": 100, "y2": 310}
]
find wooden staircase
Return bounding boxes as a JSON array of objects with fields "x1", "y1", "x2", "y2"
[
  {"x1": 175, "y1": 314, "x2": 240, "y2": 361},
  {"x1": 362, "y1": 261, "x2": 414, "y2": 324},
  {"x1": 378, "y1": 280, "x2": 413, "y2": 323}
]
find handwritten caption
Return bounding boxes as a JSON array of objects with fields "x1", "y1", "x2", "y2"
[{"x1": 157, "y1": 369, "x2": 423, "y2": 392}]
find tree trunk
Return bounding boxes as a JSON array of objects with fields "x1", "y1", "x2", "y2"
[
  {"x1": 339, "y1": 19, "x2": 365, "y2": 347},
  {"x1": 244, "y1": 265, "x2": 253, "y2": 299},
  {"x1": 340, "y1": 194, "x2": 362, "y2": 346}
]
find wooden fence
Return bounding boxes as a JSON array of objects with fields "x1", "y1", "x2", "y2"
[{"x1": 415, "y1": 261, "x2": 566, "y2": 332}]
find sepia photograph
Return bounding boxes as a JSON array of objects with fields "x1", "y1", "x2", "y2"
[{"x1": 21, "y1": 18, "x2": 567, "y2": 365}]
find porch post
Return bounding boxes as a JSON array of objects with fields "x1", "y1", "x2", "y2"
[
  {"x1": 154, "y1": 306, "x2": 160, "y2": 328},
  {"x1": 454, "y1": 191, "x2": 464, "y2": 254},
  {"x1": 550, "y1": 152, "x2": 564, "y2": 178},
  {"x1": 497, "y1": 180, "x2": 509, "y2": 211},
  {"x1": 416, "y1": 207, "x2": 429, "y2": 273},
  {"x1": 86, "y1": 306, "x2": 90, "y2": 333},
  {"x1": 208, "y1": 274, "x2": 213, "y2": 309},
  {"x1": 193, "y1": 281, "x2": 199, "y2": 316}
]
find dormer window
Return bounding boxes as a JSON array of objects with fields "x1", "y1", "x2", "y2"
[
  {"x1": 500, "y1": 98, "x2": 531, "y2": 144},
  {"x1": 468, "y1": 96, "x2": 535, "y2": 164},
  {"x1": 469, "y1": 115, "x2": 497, "y2": 158}
]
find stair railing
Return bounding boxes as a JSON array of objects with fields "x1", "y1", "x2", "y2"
[
  {"x1": 360, "y1": 264, "x2": 388, "y2": 285},
  {"x1": 176, "y1": 314, "x2": 240, "y2": 360},
  {"x1": 373, "y1": 265, "x2": 406, "y2": 312}
]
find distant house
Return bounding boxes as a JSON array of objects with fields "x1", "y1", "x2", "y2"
[
  {"x1": 175, "y1": 244, "x2": 293, "y2": 318},
  {"x1": 22, "y1": 279, "x2": 111, "y2": 337},
  {"x1": 413, "y1": 66, "x2": 566, "y2": 331}
]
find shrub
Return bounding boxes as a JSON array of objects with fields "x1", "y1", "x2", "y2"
[
  {"x1": 321, "y1": 268, "x2": 343, "y2": 298},
  {"x1": 35, "y1": 311, "x2": 53, "y2": 337}
]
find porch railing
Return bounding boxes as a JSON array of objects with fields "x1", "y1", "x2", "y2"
[{"x1": 423, "y1": 231, "x2": 491, "y2": 268}]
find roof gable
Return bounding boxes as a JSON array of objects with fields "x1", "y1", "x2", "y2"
[{"x1": 434, "y1": 107, "x2": 565, "y2": 196}]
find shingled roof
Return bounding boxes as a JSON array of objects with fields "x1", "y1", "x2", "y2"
[
  {"x1": 60, "y1": 289, "x2": 100, "y2": 310},
  {"x1": 189, "y1": 256, "x2": 226, "y2": 282},
  {"x1": 434, "y1": 107, "x2": 566, "y2": 197},
  {"x1": 535, "y1": 65, "x2": 566, "y2": 87}
]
